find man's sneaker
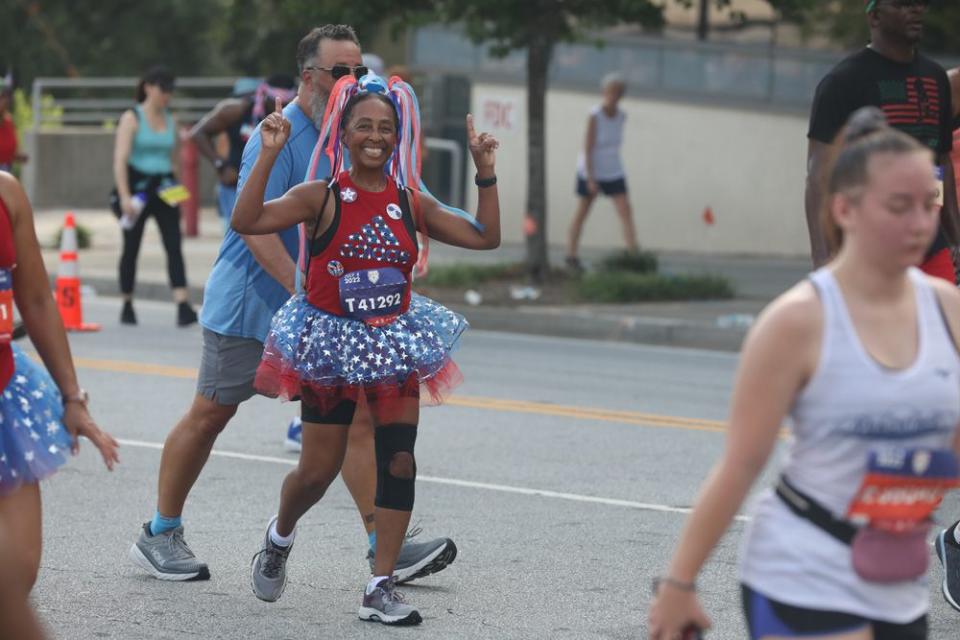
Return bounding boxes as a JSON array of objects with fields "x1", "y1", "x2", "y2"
[
  {"x1": 367, "y1": 529, "x2": 457, "y2": 584},
  {"x1": 935, "y1": 526, "x2": 960, "y2": 611},
  {"x1": 358, "y1": 577, "x2": 422, "y2": 626},
  {"x1": 128, "y1": 522, "x2": 210, "y2": 581},
  {"x1": 285, "y1": 417, "x2": 302, "y2": 452},
  {"x1": 251, "y1": 516, "x2": 293, "y2": 602}
]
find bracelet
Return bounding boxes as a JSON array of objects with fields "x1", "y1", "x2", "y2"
[
  {"x1": 651, "y1": 576, "x2": 696, "y2": 595},
  {"x1": 63, "y1": 389, "x2": 89, "y2": 407},
  {"x1": 475, "y1": 173, "x2": 497, "y2": 188}
]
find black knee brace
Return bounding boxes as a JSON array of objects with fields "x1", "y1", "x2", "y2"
[{"x1": 374, "y1": 423, "x2": 418, "y2": 511}]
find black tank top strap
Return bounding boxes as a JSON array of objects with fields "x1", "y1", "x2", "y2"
[
  {"x1": 307, "y1": 178, "x2": 339, "y2": 260},
  {"x1": 397, "y1": 185, "x2": 419, "y2": 254}
]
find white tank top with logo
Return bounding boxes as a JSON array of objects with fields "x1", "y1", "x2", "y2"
[
  {"x1": 739, "y1": 267, "x2": 960, "y2": 623},
  {"x1": 576, "y1": 105, "x2": 625, "y2": 182}
]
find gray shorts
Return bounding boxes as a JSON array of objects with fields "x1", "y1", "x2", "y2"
[{"x1": 196, "y1": 328, "x2": 265, "y2": 405}]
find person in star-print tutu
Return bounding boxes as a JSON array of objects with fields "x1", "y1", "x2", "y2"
[
  {"x1": 0, "y1": 171, "x2": 119, "y2": 633},
  {"x1": 232, "y1": 74, "x2": 500, "y2": 625}
]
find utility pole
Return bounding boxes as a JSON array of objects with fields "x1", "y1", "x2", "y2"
[{"x1": 697, "y1": 0, "x2": 709, "y2": 41}]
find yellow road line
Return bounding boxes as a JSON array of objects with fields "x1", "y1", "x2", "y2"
[{"x1": 65, "y1": 354, "x2": 730, "y2": 434}]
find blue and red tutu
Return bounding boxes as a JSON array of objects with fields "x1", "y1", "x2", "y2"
[
  {"x1": 255, "y1": 292, "x2": 467, "y2": 418},
  {"x1": 0, "y1": 345, "x2": 73, "y2": 494}
]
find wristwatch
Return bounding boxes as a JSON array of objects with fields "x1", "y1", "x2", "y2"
[
  {"x1": 63, "y1": 389, "x2": 89, "y2": 407},
  {"x1": 475, "y1": 173, "x2": 497, "y2": 188}
]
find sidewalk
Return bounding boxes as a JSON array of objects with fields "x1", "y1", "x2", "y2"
[{"x1": 35, "y1": 207, "x2": 810, "y2": 351}]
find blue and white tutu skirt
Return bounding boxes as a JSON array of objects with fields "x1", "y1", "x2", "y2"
[
  {"x1": 0, "y1": 345, "x2": 73, "y2": 494},
  {"x1": 256, "y1": 292, "x2": 468, "y2": 417}
]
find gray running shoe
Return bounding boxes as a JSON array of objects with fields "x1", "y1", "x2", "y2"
[
  {"x1": 366, "y1": 528, "x2": 457, "y2": 584},
  {"x1": 128, "y1": 522, "x2": 210, "y2": 581},
  {"x1": 251, "y1": 516, "x2": 293, "y2": 602},
  {"x1": 358, "y1": 577, "x2": 422, "y2": 626},
  {"x1": 935, "y1": 525, "x2": 960, "y2": 611}
]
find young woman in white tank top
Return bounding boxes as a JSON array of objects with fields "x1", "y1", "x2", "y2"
[{"x1": 647, "y1": 107, "x2": 960, "y2": 640}]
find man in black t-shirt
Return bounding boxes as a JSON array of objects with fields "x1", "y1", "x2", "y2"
[{"x1": 805, "y1": 0, "x2": 958, "y2": 278}]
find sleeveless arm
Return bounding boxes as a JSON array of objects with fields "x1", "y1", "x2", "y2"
[{"x1": 112, "y1": 109, "x2": 138, "y2": 199}]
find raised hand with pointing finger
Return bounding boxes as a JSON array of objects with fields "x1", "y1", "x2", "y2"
[
  {"x1": 260, "y1": 97, "x2": 291, "y2": 151},
  {"x1": 466, "y1": 113, "x2": 498, "y2": 174}
]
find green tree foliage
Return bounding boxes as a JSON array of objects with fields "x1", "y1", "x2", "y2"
[
  {"x1": 0, "y1": 0, "x2": 222, "y2": 82},
  {"x1": 217, "y1": 0, "x2": 392, "y2": 76},
  {"x1": 764, "y1": 0, "x2": 960, "y2": 56},
  {"x1": 395, "y1": 0, "x2": 665, "y2": 280}
]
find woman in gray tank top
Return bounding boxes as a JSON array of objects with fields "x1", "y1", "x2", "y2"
[{"x1": 648, "y1": 107, "x2": 960, "y2": 640}]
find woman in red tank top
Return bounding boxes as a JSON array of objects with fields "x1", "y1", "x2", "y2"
[
  {"x1": 0, "y1": 172, "x2": 119, "y2": 632},
  {"x1": 232, "y1": 81, "x2": 500, "y2": 624}
]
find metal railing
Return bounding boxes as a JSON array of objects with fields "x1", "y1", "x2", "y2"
[
  {"x1": 27, "y1": 76, "x2": 466, "y2": 209},
  {"x1": 410, "y1": 24, "x2": 960, "y2": 111},
  {"x1": 30, "y1": 77, "x2": 239, "y2": 128},
  {"x1": 423, "y1": 137, "x2": 464, "y2": 208}
]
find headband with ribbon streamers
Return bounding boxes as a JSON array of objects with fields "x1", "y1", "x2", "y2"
[{"x1": 301, "y1": 72, "x2": 483, "y2": 281}]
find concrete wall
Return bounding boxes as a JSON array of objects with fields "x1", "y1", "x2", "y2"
[
  {"x1": 22, "y1": 130, "x2": 219, "y2": 210},
  {"x1": 469, "y1": 83, "x2": 811, "y2": 257},
  {"x1": 24, "y1": 89, "x2": 813, "y2": 258}
]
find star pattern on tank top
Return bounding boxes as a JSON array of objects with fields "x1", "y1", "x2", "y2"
[{"x1": 340, "y1": 215, "x2": 410, "y2": 265}]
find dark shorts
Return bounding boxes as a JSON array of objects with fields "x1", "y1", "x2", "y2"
[
  {"x1": 301, "y1": 399, "x2": 357, "y2": 426},
  {"x1": 575, "y1": 176, "x2": 627, "y2": 197},
  {"x1": 741, "y1": 584, "x2": 926, "y2": 640}
]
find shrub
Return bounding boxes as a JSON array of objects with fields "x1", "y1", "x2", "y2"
[
  {"x1": 576, "y1": 271, "x2": 734, "y2": 302},
  {"x1": 596, "y1": 250, "x2": 658, "y2": 274},
  {"x1": 421, "y1": 262, "x2": 521, "y2": 287},
  {"x1": 52, "y1": 224, "x2": 92, "y2": 250}
]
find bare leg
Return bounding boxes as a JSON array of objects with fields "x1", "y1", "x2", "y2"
[
  {"x1": 371, "y1": 398, "x2": 420, "y2": 578},
  {"x1": 275, "y1": 422, "x2": 349, "y2": 536},
  {"x1": 611, "y1": 193, "x2": 638, "y2": 253},
  {"x1": 172, "y1": 287, "x2": 190, "y2": 304},
  {"x1": 340, "y1": 394, "x2": 377, "y2": 536},
  {"x1": 566, "y1": 194, "x2": 597, "y2": 260},
  {"x1": 0, "y1": 482, "x2": 42, "y2": 591},
  {"x1": 156, "y1": 394, "x2": 238, "y2": 517},
  {"x1": 0, "y1": 524, "x2": 46, "y2": 639}
]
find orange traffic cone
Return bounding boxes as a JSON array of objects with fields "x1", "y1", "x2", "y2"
[{"x1": 55, "y1": 212, "x2": 100, "y2": 332}]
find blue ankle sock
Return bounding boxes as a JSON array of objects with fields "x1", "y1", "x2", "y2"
[
  {"x1": 368, "y1": 530, "x2": 377, "y2": 552},
  {"x1": 150, "y1": 511, "x2": 182, "y2": 536}
]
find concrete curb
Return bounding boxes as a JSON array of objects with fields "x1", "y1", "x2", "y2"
[
  {"x1": 444, "y1": 303, "x2": 747, "y2": 352},
  {"x1": 65, "y1": 274, "x2": 748, "y2": 352}
]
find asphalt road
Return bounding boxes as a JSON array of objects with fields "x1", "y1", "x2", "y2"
[{"x1": 25, "y1": 295, "x2": 960, "y2": 639}]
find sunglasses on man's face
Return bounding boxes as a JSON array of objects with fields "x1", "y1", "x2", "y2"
[{"x1": 305, "y1": 64, "x2": 368, "y2": 80}]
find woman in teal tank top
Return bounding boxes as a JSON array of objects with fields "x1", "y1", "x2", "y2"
[{"x1": 112, "y1": 66, "x2": 197, "y2": 327}]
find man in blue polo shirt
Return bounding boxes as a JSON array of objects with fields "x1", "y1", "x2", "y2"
[{"x1": 128, "y1": 24, "x2": 456, "y2": 584}]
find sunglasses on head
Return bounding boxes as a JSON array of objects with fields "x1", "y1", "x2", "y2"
[{"x1": 305, "y1": 64, "x2": 368, "y2": 80}]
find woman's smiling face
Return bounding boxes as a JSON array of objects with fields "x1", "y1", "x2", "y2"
[{"x1": 343, "y1": 95, "x2": 398, "y2": 171}]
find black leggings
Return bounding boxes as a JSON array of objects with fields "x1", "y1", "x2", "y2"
[
  {"x1": 119, "y1": 194, "x2": 187, "y2": 295},
  {"x1": 741, "y1": 584, "x2": 927, "y2": 640}
]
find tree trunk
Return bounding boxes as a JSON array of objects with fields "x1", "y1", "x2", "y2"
[
  {"x1": 525, "y1": 33, "x2": 553, "y2": 283},
  {"x1": 697, "y1": 0, "x2": 709, "y2": 41}
]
